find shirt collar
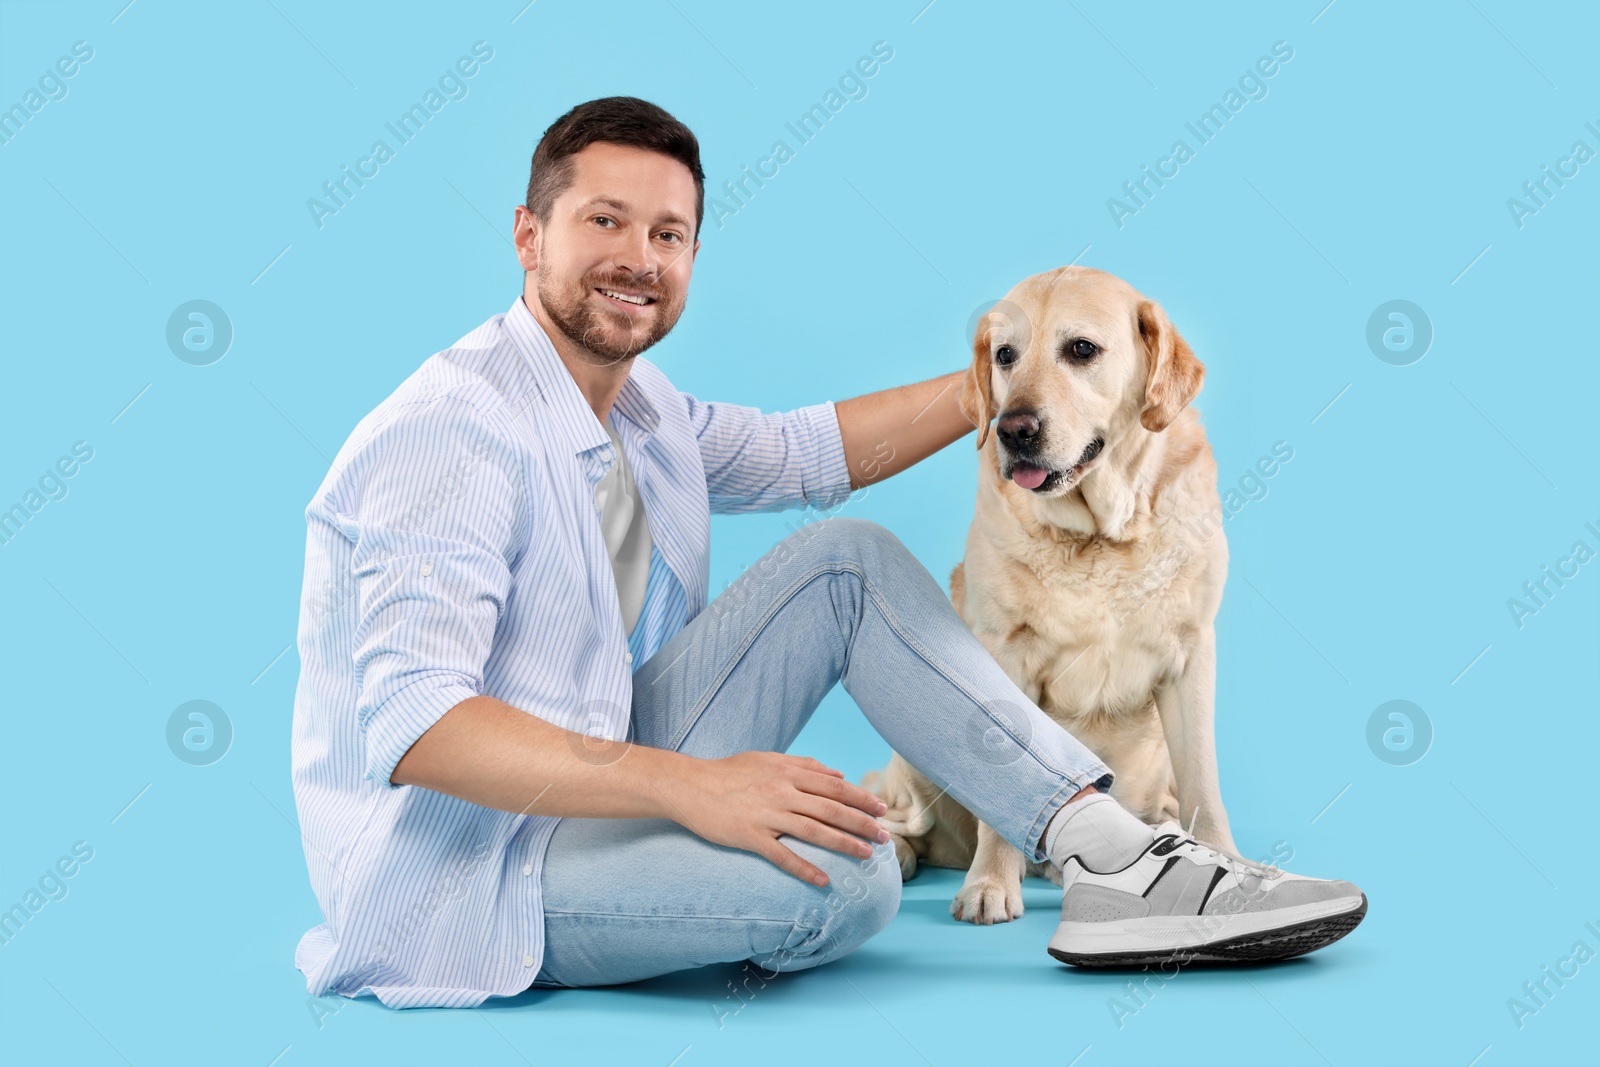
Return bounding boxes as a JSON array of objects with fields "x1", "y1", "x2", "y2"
[{"x1": 504, "y1": 294, "x2": 661, "y2": 455}]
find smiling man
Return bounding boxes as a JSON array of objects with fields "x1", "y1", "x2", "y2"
[{"x1": 291, "y1": 96, "x2": 1363, "y2": 1010}]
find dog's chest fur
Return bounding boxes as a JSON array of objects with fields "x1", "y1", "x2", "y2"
[{"x1": 956, "y1": 427, "x2": 1223, "y2": 735}]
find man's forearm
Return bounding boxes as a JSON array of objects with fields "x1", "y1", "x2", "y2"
[
  {"x1": 835, "y1": 369, "x2": 974, "y2": 489},
  {"x1": 391, "y1": 694, "x2": 694, "y2": 819}
]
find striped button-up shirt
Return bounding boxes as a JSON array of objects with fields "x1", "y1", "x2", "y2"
[{"x1": 292, "y1": 294, "x2": 854, "y2": 1008}]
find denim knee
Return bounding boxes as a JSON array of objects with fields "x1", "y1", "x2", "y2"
[
  {"x1": 760, "y1": 837, "x2": 902, "y2": 974},
  {"x1": 787, "y1": 516, "x2": 913, "y2": 573}
]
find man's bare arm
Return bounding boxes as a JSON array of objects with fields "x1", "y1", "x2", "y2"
[
  {"x1": 391, "y1": 695, "x2": 691, "y2": 818},
  {"x1": 390, "y1": 695, "x2": 889, "y2": 887},
  {"x1": 834, "y1": 369, "x2": 975, "y2": 489}
]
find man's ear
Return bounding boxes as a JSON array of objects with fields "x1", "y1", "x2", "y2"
[
  {"x1": 1136, "y1": 299, "x2": 1204, "y2": 432},
  {"x1": 959, "y1": 317, "x2": 999, "y2": 449},
  {"x1": 513, "y1": 206, "x2": 540, "y2": 272}
]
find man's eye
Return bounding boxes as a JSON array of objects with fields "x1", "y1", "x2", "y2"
[
  {"x1": 658, "y1": 232, "x2": 681, "y2": 243},
  {"x1": 1066, "y1": 338, "x2": 1099, "y2": 361},
  {"x1": 994, "y1": 344, "x2": 1018, "y2": 367},
  {"x1": 594, "y1": 216, "x2": 615, "y2": 227}
]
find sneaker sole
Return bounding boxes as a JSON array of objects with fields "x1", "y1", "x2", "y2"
[{"x1": 1047, "y1": 893, "x2": 1368, "y2": 967}]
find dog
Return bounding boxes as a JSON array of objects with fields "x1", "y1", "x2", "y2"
[{"x1": 862, "y1": 265, "x2": 1240, "y2": 925}]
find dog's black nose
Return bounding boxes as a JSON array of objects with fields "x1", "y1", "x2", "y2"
[{"x1": 996, "y1": 410, "x2": 1041, "y2": 452}]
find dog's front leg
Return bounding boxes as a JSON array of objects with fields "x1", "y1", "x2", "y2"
[
  {"x1": 950, "y1": 820, "x2": 1025, "y2": 924},
  {"x1": 1153, "y1": 623, "x2": 1237, "y2": 854}
]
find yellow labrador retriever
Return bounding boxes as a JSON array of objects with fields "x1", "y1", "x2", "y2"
[{"x1": 864, "y1": 265, "x2": 1239, "y2": 925}]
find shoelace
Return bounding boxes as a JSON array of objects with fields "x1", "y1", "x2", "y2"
[{"x1": 1152, "y1": 820, "x2": 1284, "y2": 881}]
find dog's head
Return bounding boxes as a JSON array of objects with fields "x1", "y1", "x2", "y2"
[{"x1": 959, "y1": 266, "x2": 1202, "y2": 502}]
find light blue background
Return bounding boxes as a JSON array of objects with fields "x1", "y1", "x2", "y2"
[{"x1": 2, "y1": 1, "x2": 1596, "y2": 1065}]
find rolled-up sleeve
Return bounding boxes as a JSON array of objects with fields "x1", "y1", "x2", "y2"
[
  {"x1": 681, "y1": 393, "x2": 854, "y2": 514},
  {"x1": 344, "y1": 395, "x2": 527, "y2": 788}
]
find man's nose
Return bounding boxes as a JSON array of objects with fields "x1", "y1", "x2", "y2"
[
  {"x1": 996, "y1": 410, "x2": 1041, "y2": 452},
  {"x1": 614, "y1": 228, "x2": 660, "y2": 280}
]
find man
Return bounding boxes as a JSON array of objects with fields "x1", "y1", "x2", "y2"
[{"x1": 291, "y1": 96, "x2": 1365, "y2": 1009}]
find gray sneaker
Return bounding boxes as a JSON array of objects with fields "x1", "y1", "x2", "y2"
[{"x1": 1047, "y1": 820, "x2": 1368, "y2": 967}]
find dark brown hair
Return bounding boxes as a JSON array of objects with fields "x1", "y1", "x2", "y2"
[{"x1": 525, "y1": 96, "x2": 705, "y2": 238}]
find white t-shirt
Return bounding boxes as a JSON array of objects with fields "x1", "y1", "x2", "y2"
[{"x1": 593, "y1": 414, "x2": 652, "y2": 636}]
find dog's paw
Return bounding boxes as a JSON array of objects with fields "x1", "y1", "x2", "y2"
[
  {"x1": 887, "y1": 830, "x2": 919, "y2": 881},
  {"x1": 950, "y1": 876, "x2": 1024, "y2": 925}
]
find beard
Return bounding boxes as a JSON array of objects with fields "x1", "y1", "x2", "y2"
[{"x1": 537, "y1": 261, "x2": 685, "y2": 366}]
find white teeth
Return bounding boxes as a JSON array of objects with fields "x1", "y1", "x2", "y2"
[{"x1": 600, "y1": 289, "x2": 650, "y2": 305}]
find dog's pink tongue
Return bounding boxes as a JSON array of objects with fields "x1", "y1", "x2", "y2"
[{"x1": 1011, "y1": 463, "x2": 1048, "y2": 489}]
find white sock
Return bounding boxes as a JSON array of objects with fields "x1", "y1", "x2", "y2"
[{"x1": 1044, "y1": 791, "x2": 1156, "y2": 874}]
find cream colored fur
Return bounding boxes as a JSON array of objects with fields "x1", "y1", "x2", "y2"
[{"x1": 861, "y1": 266, "x2": 1237, "y2": 925}]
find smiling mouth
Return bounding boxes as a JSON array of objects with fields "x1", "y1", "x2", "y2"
[
  {"x1": 595, "y1": 287, "x2": 658, "y2": 312},
  {"x1": 1007, "y1": 436, "x2": 1104, "y2": 493}
]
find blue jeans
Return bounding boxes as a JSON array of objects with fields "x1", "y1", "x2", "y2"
[{"x1": 529, "y1": 517, "x2": 1115, "y2": 989}]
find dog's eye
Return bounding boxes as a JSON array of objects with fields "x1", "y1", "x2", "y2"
[
  {"x1": 1064, "y1": 338, "x2": 1099, "y2": 361},
  {"x1": 994, "y1": 344, "x2": 1018, "y2": 367}
]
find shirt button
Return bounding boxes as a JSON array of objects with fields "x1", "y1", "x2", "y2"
[
  {"x1": 599, "y1": 447, "x2": 612, "y2": 461},
  {"x1": 420, "y1": 559, "x2": 433, "y2": 577},
  {"x1": 523, "y1": 953, "x2": 535, "y2": 968},
  {"x1": 522, "y1": 863, "x2": 533, "y2": 877},
  {"x1": 624, "y1": 651, "x2": 633, "y2": 664}
]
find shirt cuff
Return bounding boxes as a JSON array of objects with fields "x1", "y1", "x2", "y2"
[
  {"x1": 795, "y1": 400, "x2": 855, "y2": 511},
  {"x1": 362, "y1": 675, "x2": 481, "y2": 789}
]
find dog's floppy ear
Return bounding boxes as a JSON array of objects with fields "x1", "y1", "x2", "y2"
[
  {"x1": 959, "y1": 316, "x2": 999, "y2": 449},
  {"x1": 1136, "y1": 299, "x2": 1204, "y2": 433}
]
